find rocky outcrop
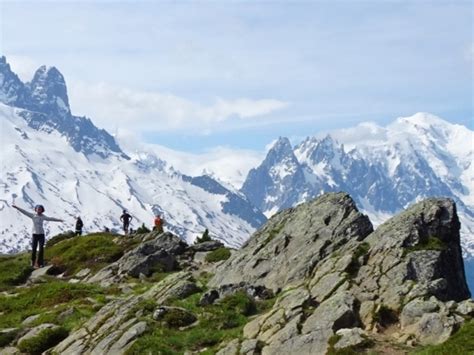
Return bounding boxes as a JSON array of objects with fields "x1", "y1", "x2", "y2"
[
  {"x1": 209, "y1": 192, "x2": 374, "y2": 292},
  {"x1": 53, "y1": 272, "x2": 200, "y2": 354},
  {"x1": 86, "y1": 232, "x2": 187, "y2": 286},
  {"x1": 211, "y1": 194, "x2": 472, "y2": 354}
]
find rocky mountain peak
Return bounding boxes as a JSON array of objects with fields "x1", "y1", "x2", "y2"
[
  {"x1": 264, "y1": 136, "x2": 295, "y2": 164},
  {"x1": 28, "y1": 65, "x2": 70, "y2": 116},
  {"x1": 0, "y1": 55, "x2": 28, "y2": 106}
]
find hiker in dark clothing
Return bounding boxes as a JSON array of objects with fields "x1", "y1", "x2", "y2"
[
  {"x1": 120, "y1": 210, "x2": 133, "y2": 235},
  {"x1": 75, "y1": 216, "x2": 84, "y2": 236},
  {"x1": 12, "y1": 204, "x2": 64, "y2": 268}
]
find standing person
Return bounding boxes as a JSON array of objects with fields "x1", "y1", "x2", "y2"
[
  {"x1": 12, "y1": 204, "x2": 64, "y2": 268},
  {"x1": 75, "y1": 216, "x2": 84, "y2": 236},
  {"x1": 153, "y1": 214, "x2": 164, "y2": 233},
  {"x1": 120, "y1": 210, "x2": 133, "y2": 235}
]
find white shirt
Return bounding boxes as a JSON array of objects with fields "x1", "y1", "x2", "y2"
[{"x1": 15, "y1": 206, "x2": 62, "y2": 234}]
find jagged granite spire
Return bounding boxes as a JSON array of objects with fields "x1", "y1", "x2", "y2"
[
  {"x1": 28, "y1": 65, "x2": 70, "y2": 117},
  {"x1": 0, "y1": 56, "x2": 29, "y2": 107},
  {"x1": 0, "y1": 55, "x2": 127, "y2": 159}
]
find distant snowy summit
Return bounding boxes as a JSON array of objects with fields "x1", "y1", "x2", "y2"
[
  {"x1": 239, "y1": 114, "x2": 474, "y2": 289},
  {"x1": 0, "y1": 56, "x2": 266, "y2": 253},
  {"x1": 0, "y1": 56, "x2": 125, "y2": 159}
]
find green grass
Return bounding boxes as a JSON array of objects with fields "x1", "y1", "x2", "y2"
[
  {"x1": 46, "y1": 231, "x2": 76, "y2": 247},
  {"x1": 17, "y1": 326, "x2": 68, "y2": 354},
  {"x1": 0, "y1": 253, "x2": 32, "y2": 291},
  {"x1": 0, "y1": 279, "x2": 108, "y2": 330},
  {"x1": 404, "y1": 236, "x2": 446, "y2": 255},
  {"x1": 413, "y1": 320, "x2": 474, "y2": 355},
  {"x1": 205, "y1": 248, "x2": 231, "y2": 263},
  {"x1": 45, "y1": 233, "x2": 125, "y2": 275},
  {"x1": 127, "y1": 291, "x2": 272, "y2": 354}
]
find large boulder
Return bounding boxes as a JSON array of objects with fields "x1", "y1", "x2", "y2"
[
  {"x1": 209, "y1": 192, "x2": 373, "y2": 292},
  {"x1": 217, "y1": 195, "x2": 472, "y2": 353},
  {"x1": 87, "y1": 232, "x2": 188, "y2": 285}
]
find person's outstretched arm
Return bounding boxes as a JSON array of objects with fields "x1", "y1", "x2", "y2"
[
  {"x1": 12, "y1": 205, "x2": 34, "y2": 218},
  {"x1": 43, "y1": 215, "x2": 64, "y2": 222}
]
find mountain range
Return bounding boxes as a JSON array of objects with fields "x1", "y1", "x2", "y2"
[
  {"x1": 0, "y1": 56, "x2": 266, "y2": 252},
  {"x1": 240, "y1": 114, "x2": 474, "y2": 290},
  {"x1": 0, "y1": 55, "x2": 472, "y2": 290}
]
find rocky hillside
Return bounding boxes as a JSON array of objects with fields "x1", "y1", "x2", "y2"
[{"x1": 0, "y1": 193, "x2": 473, "y2": 354}]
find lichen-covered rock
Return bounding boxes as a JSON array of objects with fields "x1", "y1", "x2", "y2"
[
  {"x1": 54, "y1": 272, "x2": 198, "y2": 354},
  {"x1": 401, "y1": 298, "x2": 440, "y2": 327},
  {"x1": 86, "y1": 232, "x2": 188, "y2": 285},
  {"x1": 209, "y1": 193, "x2": 373, "y2": 292},
  {"x1": 334, "y1": 327, "x2": 368, "y2": 350},
  {"x1": 191, "y1": 240, "x2": 224, "y2": 252}
]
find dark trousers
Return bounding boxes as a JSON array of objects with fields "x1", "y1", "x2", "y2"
[{"x1": 32, "y1": 234, "x2": 45, "y2": 266}]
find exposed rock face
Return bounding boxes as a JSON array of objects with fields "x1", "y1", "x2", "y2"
[
  {"x1": 209, "y1": 192, "x2": 374, "y2": 292},
  {"x1": 86, "y1": 232, "x2": 187, "y2": 286},
  {"x1": 54, "y1": 272, "x2": 200, "y2": 354},
  {"x1": 211, "y1": 194, "x2": 472, "y2": 354}
]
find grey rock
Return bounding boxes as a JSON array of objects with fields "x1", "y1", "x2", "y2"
[
  {"x1": 58, "y1": 307, "x2": 76, "y2": 322},
  {"x1": 310, "y1": 272, "x2": 348, "y2": 303},
  {"x1": 191, "y1": 240, "x2": 225, "y2": 252},
  {"x1": 414, "y1": 312, "x2": 458, "y2": 345},
  {"x1": 456, "y1": 299, "x2": 474, "y2": 316},
  {"x1": 401, "y1": 298, "x2": 440, "y2": 328},
  {"x1": 240, "y1": 339, "x2": 260, "y2": 354},
  {"x1": 302, "y1": 291, "x2": 358, "y2": 334},
  {"x1": 28, "y1": 265, "x2": 54, "y2": 283},
  {"x1": 21, "y1": 314, "x2": 41, "y2": 326},
  {"x1": 334, "y1": 328, "x2": 368, "y2": 350},
  {"x1": 217, "y1": 338, "x2": 240, "y2": 355},
  {"x1": 108, "y1": 321, "x2": 148, "y2": 353},
  {"x1": 0, "y1": 347, "x2": 19, "y2": 355},
  {"x1": 262, "y1": 328, "x2": 333, "y2": 355},
  {"x1": 209, "y1": 193, "x2": 373, "y2": 292},
  {"x1": 75, "y1": 268, "x2": 91, "y2": 278},
  {"x1": 17, "y1": 323, "x2": 58, "y2": 344}
]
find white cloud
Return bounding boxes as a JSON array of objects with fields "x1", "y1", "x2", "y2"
[
  {"x1": 119, "y1": 138, "x2": 264, "y2": 188},
  {"x1": 68, "y1": 81, "x2": 288, "y2": 133}
]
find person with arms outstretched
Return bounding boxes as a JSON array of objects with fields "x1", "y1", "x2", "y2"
[
  {"x1": 120, "y1": 210, "x2": 133, "y2": 235},
  {"x1": 12, "y1": 204, "x2": 64, "y2": 268}
]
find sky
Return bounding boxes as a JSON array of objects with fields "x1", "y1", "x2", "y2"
[{"x1": 0, "y1": 0, "x2": 472, "y2": 153}]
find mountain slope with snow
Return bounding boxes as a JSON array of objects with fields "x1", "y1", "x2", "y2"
[
  {"x1": 241, "y1": 114, "x2": 474, "y2": 290},
  {"x1": 0, "y1": 103, "x2": 266, "y2": 252},
  {"x1": 0, "y1": 57, "x2": 266, "y2": 253}
]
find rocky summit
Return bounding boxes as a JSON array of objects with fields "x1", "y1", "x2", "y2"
[{"x1": 0, "y1": 192, "x2": 473, "y2": 354}]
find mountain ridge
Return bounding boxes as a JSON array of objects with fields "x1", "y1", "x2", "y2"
[{"x1": 0, "y1": 56, "x2": 266, "y2": 252}]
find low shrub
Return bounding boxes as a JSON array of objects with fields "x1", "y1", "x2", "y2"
[
  {"x1": 136, "y1": 223, "x2": 151, "y2": 234},
  {"x1": 195, "y1": 229, "x2": 212, "y2": 244},
  {"x1": 205, "y1": 248, "x2": 231, "y2": 263},
  {"x1": 0, "y1": 254, "x2": 32, "y2": 290},
  {"x1": 17, "y1": 326, "x2": 68, "y2": 354}
]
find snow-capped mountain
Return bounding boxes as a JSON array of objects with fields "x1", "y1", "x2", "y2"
[
  {"x1": 0, "y1": 57, "x2": 266, "y2": 253},
  {"x1": 241, "y1": 114, "x2": 474, "y2": 290}
]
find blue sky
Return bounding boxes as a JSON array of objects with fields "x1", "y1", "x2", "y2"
[{"x1": 1, "y1": 0, "x2": 472, "y2": 152}]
